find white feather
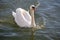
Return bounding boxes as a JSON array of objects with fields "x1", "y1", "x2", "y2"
[
  {"x1": 12, "y1": 11, "x2": 16, "y2": 18},
  {"x1": 12, "y1": 8, "x2": 31, "y2": 27}
]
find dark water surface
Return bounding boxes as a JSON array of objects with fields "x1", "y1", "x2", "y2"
[{"x1": 0, "y1": 0, "x2": 60, "y2": 40}]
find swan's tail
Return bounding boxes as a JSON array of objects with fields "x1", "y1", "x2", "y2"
[{"x1": 12, "y1": 11, "x2": 16, "y2": 18}]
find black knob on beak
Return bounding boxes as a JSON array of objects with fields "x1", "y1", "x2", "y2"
[{"x1": 32, "y1": 6, "x2": 35, "y2": 10}]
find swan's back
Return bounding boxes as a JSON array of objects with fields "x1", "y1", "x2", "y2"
[{"x1": 12, "y1": 8, "x2": 31, "y2": 27}]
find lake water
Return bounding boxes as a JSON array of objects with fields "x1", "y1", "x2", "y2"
[{"x1": 0, "y1": 0, "x2": 60, "y2": 40}]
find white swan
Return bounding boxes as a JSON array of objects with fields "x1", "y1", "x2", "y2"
[{"x1": 12, "y1": 5, "x2": 36, "y2": 27}]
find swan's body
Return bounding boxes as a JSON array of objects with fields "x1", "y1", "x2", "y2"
[
  {"x1": 12, "y1": 8, "x2": 31, "y2": 27},
  {"x1": 12, "y1": 5, "x2": 36, "y2": 27}
]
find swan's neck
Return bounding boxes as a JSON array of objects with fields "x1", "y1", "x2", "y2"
[{"x1": 29, "y1": 10, "x2": 36, "y2": 27}]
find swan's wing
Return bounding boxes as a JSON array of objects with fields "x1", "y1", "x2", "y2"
[
  {"x1": 15, "y1": 8, "x2": 31, "y2": 27},
  {"x1": 16, "y1": 8, "x2": 31, "y2": 22},
  {"x1": 12, "y1": 11, "x2": 16, "y2": 18},
  {"x1": 23, "y1": 10, "x2": 31, "y2": 22}
]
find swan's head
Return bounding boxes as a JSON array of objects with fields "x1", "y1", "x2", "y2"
[
  {"x1": 29, "y1": 5, "x2": 36, "y2": 14},
  {"x1": 30, "y1": 5, "x2": 35, "y2": 11}
]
